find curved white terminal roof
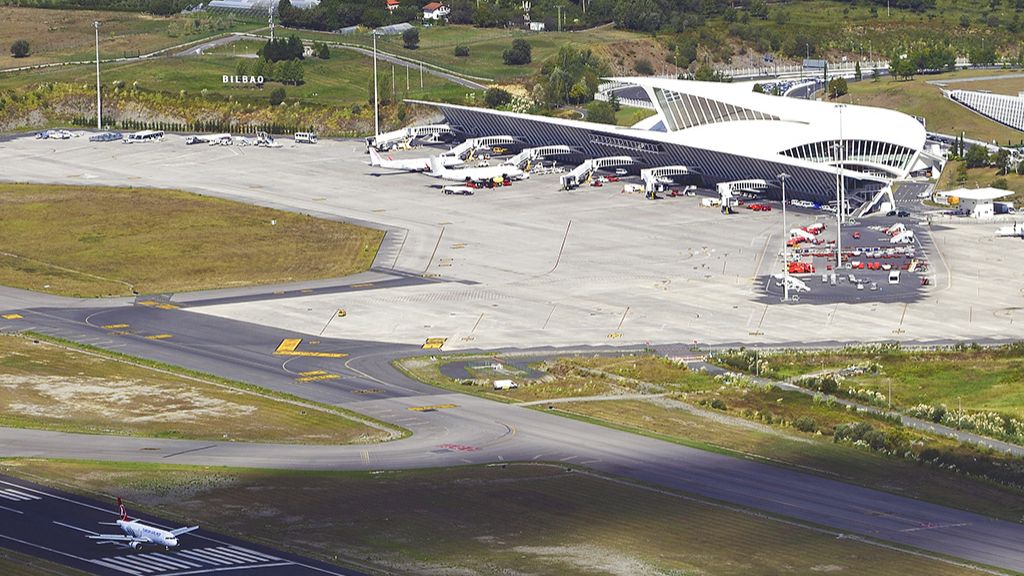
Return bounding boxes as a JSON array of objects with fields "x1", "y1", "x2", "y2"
[{"x1": 609, "y1": 77, "x2": 926, "y2": 178}]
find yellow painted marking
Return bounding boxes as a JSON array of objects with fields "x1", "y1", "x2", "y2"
[
  {"x1": 146, "y1": 334, "x2": 173, "y2": 340},
  {"x1": 274, "y1": 338, "x2": 347, "y2": 358},
  {"x1": 1, "y1": 314, "x2": 23, "y2": 320},
  {"x1": 297, "y1": 374, "x2": 341, "y2": 382},
  {"x1": 155, "y1": 303, "x2": 179, "y2": 310},
  {"x1": 350, "y1": 283, "x2": 374, "y2": 289},
  {"x1": 408, "y1": 403, "x2": 458, "y2": 412},
  {"x1": 275, "y1": 338, "x2": 302, "y2": 353},
  {"x1": 422, "y1": 337, "x2": 447, "y2": 350},
  {"x1": 298, "y1": 370, "x2": 328, "y2": 376},
  {"x1": 354, "y1": 388, "x2": 384, "y2": 395},
  {"x1": 301, "y1": 289, "x2": 314, "y2": 293},
  {"x1": 137, "y1": 301, "x2": 158, "y2": 307},
  {"x1": 607, "y1": 332, "x2": 622, "y2": 339},
  {"x1": 450, "y1": 243, "x2": 466, "y2": 249},
  {"x1": 273, "y1": 290, "x2": 285, "y2": 295},
  {"x1": 102, "y1": 323, "x2": 129, "y2": 330}
]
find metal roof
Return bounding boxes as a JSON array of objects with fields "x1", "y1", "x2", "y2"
[{"x1": 945, "y1": 187, "x2": 1013, "y2": 201}]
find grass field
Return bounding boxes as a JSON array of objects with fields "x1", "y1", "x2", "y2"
[
  {"x1": 0, "y1": 547, "x2": 91, "y2": 576},
  {"x1": 0, "y1": 45, "x2": 468, "y2": 108},
  {"x1": 839, "y1": 70, "x2": 1024, "y2": 144},
  {"x1": 744, "y1": 347, "x2": 1024, "y2": 418},
  {"x1": 0, "y1": 459, "x2": 992, "y2": 576},
  {"x1": 0, "y1": 7, "x2": 258, "y2": 69},
  {"x1": 296, "y1": 24, "x2": 671, "y2": 82},
  {"x1": 0, "y1": 335, "x2": 388, "y2": 443},
  {"x1": 0, "y1": 183, "x2": 383, "y2": 297},
  {"x1": 614, "y1": 105, "x2": 657, "y2": 127}
]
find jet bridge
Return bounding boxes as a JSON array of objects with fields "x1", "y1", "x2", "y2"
[
  {"x1": 715, "y1": 179, "x2": 769, "y2": 204},
  {"x1": 640, "y1": 166, "x2": 693, "y2": 192},
  {"x1": 368, "y1": 124, "x2": 453, "y2": 150},
  {"x1": 440, "y1": 135, "x2": 520, "y2": 161},
  {"x1": 505, "y1": 145, "x2": 574, "y2": 170},
  {"x1": 561, "y1": 156, "x2": 634, "y2": 189}
]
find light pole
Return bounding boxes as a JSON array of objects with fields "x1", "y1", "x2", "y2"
[
  {"x1": 372, "y1": 30, "x2": 379, "y2": 139},
  {"x1": 778, "y1": 172, "x2": 791, "y2": 302},
  {"x1": 94, "y1": 21, "x2": 102, "y2": 129},
  {"x1": 833, "y1": 104, "x2": 846, "y2": 270}
]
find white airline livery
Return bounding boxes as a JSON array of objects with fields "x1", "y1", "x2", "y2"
[
  {"x1": 996, "y1": 222, "x2": 1024, "y2": 239},
  {"x1": 428, "y1": 156, "x2": 527, "y2": 183},
  {"x1": 87, "y1": 497, "x2": 199, "y2": 550},
  {"x1": 368, "y1": 148, "x2": 463, "y2": 172}
]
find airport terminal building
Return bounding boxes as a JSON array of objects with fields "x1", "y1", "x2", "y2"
[{"x1": 415, "y1": 78, "x2": 936, "y2": 208}]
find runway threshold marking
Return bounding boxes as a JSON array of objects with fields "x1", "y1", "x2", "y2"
[
  {"x1": 408, "y1": 403, "x2": 458, "y2": 412},
  {"x1": 1, "y1": 313, "x2": 22, "y2": 320},
  {"x1": 273, "y1": 338, "x2": 347, "y2": 358},
  {"x1": 422, "y1": 337, "x2": 446, "y2": 350}
]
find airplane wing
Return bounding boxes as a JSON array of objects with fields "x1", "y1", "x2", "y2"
[
  {"x1": 170, "y1": 526, "x2": 199, "y2": 537},
  {"x1": 87, "y1": 534, "x2": 152, "y2": 543}
]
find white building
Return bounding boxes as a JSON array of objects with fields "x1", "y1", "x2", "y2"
[
  {"x1": 413, "y1": 78, "x2": 939, "y2": 209},
  {"x1": 941, "y1": 187, "x2": 1013, "y2": 218},
  {"x1": 422, "y1": 2, "x2": 450, "y2": 20}
]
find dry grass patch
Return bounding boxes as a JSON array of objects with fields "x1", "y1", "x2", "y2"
[
  {"x1": 0, "y1": 335, "x2": 388, "y2": 444},
  {"x1": 0, "y1": 183, "x2": 383, "y2": 297},
  {"x1": 1, "y1": 459, "x2": 991, "y2": 576}
]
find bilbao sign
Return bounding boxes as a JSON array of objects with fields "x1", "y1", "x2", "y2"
[{"x1": 222, "y1": 75, "x2": 264, "y2": 85}]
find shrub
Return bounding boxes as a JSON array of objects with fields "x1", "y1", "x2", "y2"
[
  {"x1": 633, "y1": 58, "x2": 655, "y2": 75},
  {"x1": 503, "y1": 39, "x2": 532, "y2": 65},
  {"x1": 269, "y1": 87, "x2": 286, "y2": 105},
  {"x1": 710, "y1": 398, "x2": 727, "y2": 410},
  {"x1": 484, "y1": 87, "x2": 512, "y2": 108},
  {"x1": 586, "y1": 101, "x2": 616, "y2": 124},
  {"x1": 402, "y1": 27, "x2": 420, "y2": 49},
  {"x1": 793, "y1": 416, "x2": 818, "y2": 433},
  {"x1": 454, "y1": 45, "x2": 469, "y2": 57},
  {"x1": 10, "y1": 39, "x2": 30, "y2": 58}
]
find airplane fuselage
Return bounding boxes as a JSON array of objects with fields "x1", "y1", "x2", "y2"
[{"x1": 118, "y1": 520, "x2": 179, "y2": 549}]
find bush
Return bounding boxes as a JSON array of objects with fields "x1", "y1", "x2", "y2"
[
  {"x1": 633, "y1": 58, "x2": 655, "y2": 75},
  {"x1": 710, "y1": 398, "x2": 727, "y2": 410},
  {"x1": 503, "y1": 39, "x2": 532, "y2": 65},
  {"x1": 10, "y1": 39, "x2": 30, "y2": 58},
  {"x1": 269, "y1": 87, "x2": 287, "y2": 105},
  {"x1": 793, "y1": 416, "x2": 818, "y2": 433},
  {"x1": 402, "y1": 27, "x2": 420, "y2": 49},
  {"x1": 454, "y1": 44, "x2": 469, "y2": 57},
  {"x1": 586, "y1": 101, "x2": 616, "y2": 124},
  {"x1": 483, "y1": 87, "x2": 512, "y2": 108}
]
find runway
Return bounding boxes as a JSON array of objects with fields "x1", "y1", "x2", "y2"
[{"x1": 0, "y1": 475, "x2": 367, "y2": 576}]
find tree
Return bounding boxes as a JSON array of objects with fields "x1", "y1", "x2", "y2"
[
  {"x1": 235, "y1": 59, "x2": 250, "y2": 77},
  {"x1": 402, "y1": 27, "x2": 420, "y2": 49},
  {"x1": 454, "y1": 45, "x2": 469, "y2": 57},
  {"x1": 609, "y1": 92, "x2": 620, "y2": 111},
  {"x1": 484, "y1": 87, "x2": 512, "y2": 108},
  {"x1": 633, "y1": 58, "x2": 655, "y2": 75},
  {"x1": 753, "y1": 83, "x2": 765, "y2": 93},
  {"x1": 270, "y1": 87, "x2": 286, "y2": 105},
  {"x1": 586, "y1": 100, "x2": 616, "y2": 124},
  {"x1": 317, "y1": 42, "x2": 330, "y2": 59},
  {"x1": 10, "y1": 39, "x2": 29, "y2": 58},
  {"x1": 502, "y1": 39, "x2": 532, "y2": 65},
  {"x1": 854, "y1": 61, "x2": 862, "y2": 81},
  {"x1": 993, "y1": 149, "x2": 1011, "y2": 174},
  {"x1": 828, "y1": 77, "x2": 848, "y2": 99},
  {"x1": 871, "y1": 67, "x2": 880, "y2": 82},
  {"x1": 965, "y1": 144, "x2": 990, "y2": 168}
]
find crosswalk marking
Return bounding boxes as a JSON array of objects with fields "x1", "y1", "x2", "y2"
[
  {"x1": 97, "y1": 545, "x2": 286, "y2": 575},
  {"x1": 0, "y1": 488, "x2": 42, "y2": 502}
]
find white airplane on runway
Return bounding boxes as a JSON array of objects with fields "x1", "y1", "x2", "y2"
[
  {"x1": 368, "y1": 147, "x2": 463, "y2": 172},
  {"x1": 87, "y1": 497, "x2": 198, "y2": 551},
  {"x1": 428, "y1": 156, "x2": 527, "y2": 183}
]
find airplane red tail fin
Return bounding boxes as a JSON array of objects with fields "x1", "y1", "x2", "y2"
[{"x1": 117, "y1": 497, "x2": 128, "y2": 521}]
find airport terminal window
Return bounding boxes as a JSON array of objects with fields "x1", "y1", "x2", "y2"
[
  {"x1": 653, "y1": 88, "x2": 779, "y2": 131},
  {"x1": 781, "y1": 139, "x2": 915, "y2": 173},
  {"x1": 591, "y1": 134, "x2": 665, "y2": 153}
]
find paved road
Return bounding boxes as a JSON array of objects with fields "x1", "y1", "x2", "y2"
[
  {"x1": 0, "y1": 475, "x2": 365, "y2": 576},
  {"x1": 1, "y1": 296, "x2": 1023, "y2": 573}
]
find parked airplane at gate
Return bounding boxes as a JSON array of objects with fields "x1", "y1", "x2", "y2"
[
  {"x1": 428, "y1": 156, "x2": 527, "y2": 183},
  {"x1": 87, "y1": 498, "x2": 198, "y2": 551},
  {"x1": 996, "y1": 222, "x2": 1024, "y2": 238},
  {"x1": 368, "y1": 148, "x2": 462, "y2": 171}
]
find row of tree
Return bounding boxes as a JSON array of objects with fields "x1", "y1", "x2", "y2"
[
  {"x1": 259, "y1": 35, "x2": 306, "y2": 62},
  {"x1": 235, "y1": 59, "x2": 305, "y2": 85}
]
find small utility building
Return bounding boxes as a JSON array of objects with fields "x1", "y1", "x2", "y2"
[{"x1": 941, "y1": 187, "x2": 1013, "y2": 219}]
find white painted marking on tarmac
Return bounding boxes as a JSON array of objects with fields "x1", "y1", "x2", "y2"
[
  {"x1": 53, "y1": 520, "x2": 100, "y2": 535},
  {"x1": 91, "y1": 557, "x2": 143, "y2": 574},
  {"x1": 159, "y1": 561, "x2": 294, "y2": 576},
  {"x1": 0, "y1": 504, "x2": 23, "y2": 514}
]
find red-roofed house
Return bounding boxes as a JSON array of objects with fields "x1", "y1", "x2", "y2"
[
  {"x1": 422, "y1": 2, "x2": 450, "y2": 20},
  {"x1": 386, "y1": 0, "x2": 399, "y2": 11}
]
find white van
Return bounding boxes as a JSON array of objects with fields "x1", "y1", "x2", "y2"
[
  {"x1": 888, "y1": 270, "x2": 901, "y2": 285},
  {"x1": 294, "y1": 132, "x2": 318, "y2": 144}
]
